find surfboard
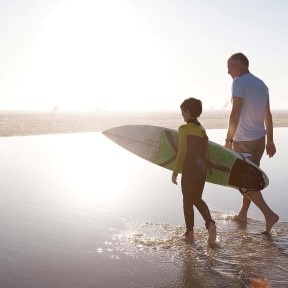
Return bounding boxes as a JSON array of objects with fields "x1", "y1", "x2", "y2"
[{"x1": 102, "y1": 125, "x2": 269, "y2": 191}]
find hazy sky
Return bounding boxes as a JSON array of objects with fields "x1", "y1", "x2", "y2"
[{"x1": 1, "y1": 0, "x2": 288, "y2": 111}]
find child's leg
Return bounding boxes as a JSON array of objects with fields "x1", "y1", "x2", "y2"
[{"x1": 181, "y1": 175, "x2": 195, "y2": 231}]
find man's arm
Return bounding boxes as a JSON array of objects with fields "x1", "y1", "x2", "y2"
[
  {"x1": 225, "y1": 97, "x2": 243, "y2": 148},
  {"x1": 264, "y1": 100, "x2": 276, "y2": 157}
]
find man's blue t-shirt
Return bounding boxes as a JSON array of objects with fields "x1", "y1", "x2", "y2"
[{"x1": 232, "y1": 73, "x2": 268, "y2": 141}]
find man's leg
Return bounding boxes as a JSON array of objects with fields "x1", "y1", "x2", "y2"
[
  {"x1": 233, "y1": 138, "x2": 265, "y2": 222},
  {"x1": 248, "y1": 191, "x2": 279, "y2": 233},
  {"x1": 234, "y1": 195, "x2": 251, "y2": 222}
]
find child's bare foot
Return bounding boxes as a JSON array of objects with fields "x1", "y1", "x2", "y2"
[
  {"x1": 207, "y1": 222, "x2": 217, "y2": 244},
  {"x1": 182, "y1": 230, "x2": 194, "y2": 241},
  {"x1": 262, "y1": 214, "x2": 279, "y2": 234}
]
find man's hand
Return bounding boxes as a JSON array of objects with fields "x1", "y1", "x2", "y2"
[
  {"x1": 266, "y1": 142, "x2": 276, "y2": 157},
  {"x1": 225, "y1": 142, "x2": 233, "y2": 150}
]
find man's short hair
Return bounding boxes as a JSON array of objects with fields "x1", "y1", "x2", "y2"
[{"x1": 229, "y1": 53, "x2": 249, "y2": 67}]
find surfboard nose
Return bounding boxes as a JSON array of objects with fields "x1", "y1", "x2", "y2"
[{"x1": 102, "y1": 125, "x2": 163, "y2": 162}]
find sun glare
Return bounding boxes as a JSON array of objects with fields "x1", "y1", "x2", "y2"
[{"x1": 23, "y1": 0, "x2": 175, "y2": 111}]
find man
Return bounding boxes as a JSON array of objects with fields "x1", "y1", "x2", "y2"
[{"x1": 225, "y1": 52, "x2": 279, "y2": 234}]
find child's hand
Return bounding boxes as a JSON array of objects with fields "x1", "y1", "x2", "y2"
[{"x1": 172, "y1": 173, "x2": 178, "y2": 185}]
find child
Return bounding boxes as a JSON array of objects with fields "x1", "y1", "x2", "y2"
[{"x1": 172, "y1": 97, "x2": 216, "y2": 243}]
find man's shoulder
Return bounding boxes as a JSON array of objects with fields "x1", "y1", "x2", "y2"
[{"x1": 235, "y1": 73, "x2": 267, "y2": 87}]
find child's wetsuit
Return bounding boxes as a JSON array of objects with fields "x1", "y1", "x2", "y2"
[{"x1": 173, "y1": 119, "x2": 214, "y2": 231}]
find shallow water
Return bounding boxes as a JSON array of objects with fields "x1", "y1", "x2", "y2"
[{"x1": 0, "y1": 128, "x2": 287, "y2": 287}]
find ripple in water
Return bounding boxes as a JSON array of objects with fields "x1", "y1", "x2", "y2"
[{"x1": 109, "y1": 213, "x2": 288, "y2": 287}]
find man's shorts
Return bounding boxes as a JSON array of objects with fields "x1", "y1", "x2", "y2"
[
  {"x1": 233, "y1": 137, "x2": 266, "y2": 195},
  {"x1": 233, "y1": 136, "x2": 265, "y2": 167}
]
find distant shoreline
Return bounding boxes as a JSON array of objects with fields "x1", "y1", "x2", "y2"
[{"x1": 0, "y1": 110, "x2": 287, "y2": 137}]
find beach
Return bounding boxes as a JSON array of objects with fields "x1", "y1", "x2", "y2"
[
  {"x1": 0, "y1": 110, "x2": 287, "y2": 136},
  {"x1": 0, "y1": 111, "x2": 288, "y2": 287}
]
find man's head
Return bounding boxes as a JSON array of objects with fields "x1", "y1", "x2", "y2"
[{"x1": 227, "y1": 53, "x2": 249, "y2": 79}]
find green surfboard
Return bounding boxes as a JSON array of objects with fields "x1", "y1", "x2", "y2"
[{"x1": 103, "y1": 125, "x2": 269, "y2": 191}]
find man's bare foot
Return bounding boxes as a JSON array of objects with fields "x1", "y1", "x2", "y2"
[
  {"x1": 233, "y1": 214, "x2": 248, "y2": 223},
  {"x1": 262, "y1": 214, "x2": 279, "y2": 234}
]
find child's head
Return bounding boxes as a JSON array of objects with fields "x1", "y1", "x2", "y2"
[{"x1": 180, "y1": 97, "x2": 202, "y2": 119}]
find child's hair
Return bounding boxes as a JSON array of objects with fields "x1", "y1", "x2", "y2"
[{"x1": 180, "y1": 97, "x2": 202, "y2": 118}]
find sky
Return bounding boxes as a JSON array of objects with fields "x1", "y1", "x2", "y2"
[{"x1": 1, "y1": 0, "x2": 288, "y2": 111}]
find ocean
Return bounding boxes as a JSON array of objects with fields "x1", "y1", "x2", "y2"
[{"x1": 0, "y1": 112, "x2": 287, "y2": 287}]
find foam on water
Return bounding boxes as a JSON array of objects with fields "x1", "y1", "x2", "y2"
[{"x1": 108, "y1": 211, "x2": 288, "y2": 287}]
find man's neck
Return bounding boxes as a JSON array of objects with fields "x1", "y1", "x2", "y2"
[{"x1": 238, "y1": 69, "x2": 250, "y2": 77}]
